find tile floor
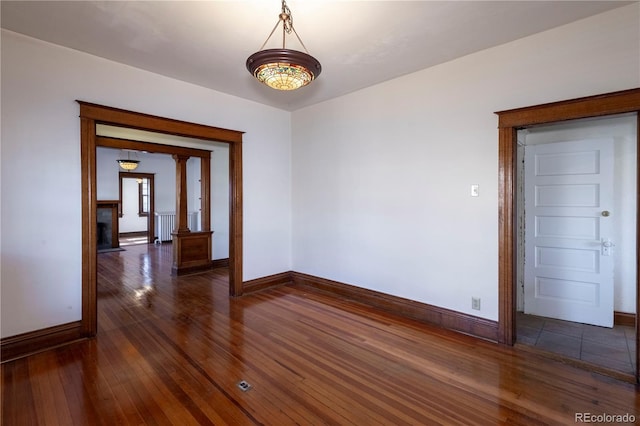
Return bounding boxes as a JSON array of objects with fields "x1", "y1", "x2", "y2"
[{"x1": 516, "y1": 312, "x2": 636, "y2": 375}]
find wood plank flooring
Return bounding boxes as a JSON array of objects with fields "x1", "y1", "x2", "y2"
[{"x1": 2, "y1": 244, "x2": 639, "y2": 425}]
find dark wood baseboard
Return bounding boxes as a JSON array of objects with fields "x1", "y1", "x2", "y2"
[
  {"x1": 3, "y1": 271, "x2": 501, "y2": 362},
  {"x1": 1, "y1": 321, "x2": 86, "y2": 363},
  {"x1": 212, "y1": 258, "x2": 230, "y2": 269},
  {"x1": 172, "y1": 261, "x2": 214, "y2": 276},
  {"x1": 243, "y1": 271, "x2": 292, "y2": 294},
  {"x1": 119, "y1": 231, "x2": 147, "y2": 237},
  {"x1": 290, "y1": 272, "x2": 499, "y2": 342},
  {"x1": 178, "y1": 257, "x2": 229, "y2": 273},
  {"x1": 614, "y1": 311, "x2": 636, "y2": 327}
]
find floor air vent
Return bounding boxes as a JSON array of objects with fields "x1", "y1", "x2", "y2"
[{"x1": 237, "y1": 380, "x2": 252, "y2": 392}]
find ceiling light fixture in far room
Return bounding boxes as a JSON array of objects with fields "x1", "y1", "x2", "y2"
[
  {"x1": 246, "y1": 0, "x2": 321, "y2": 91},
  {"x1": 117, "y1": 151, "x2": 139, "y2": 171}
]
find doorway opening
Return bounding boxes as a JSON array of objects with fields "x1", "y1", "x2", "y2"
[
  {"x1": 495, "y1": 88, "x2": 640, "y2": 383},
  {"x1": 514, "y1": 114, "x2": 637, "y2": 377},
  {"x1": 118, "y1": 171, "x2": 155, "y2": 246},
  {"x1": 80, "y1": 101, "x2": 244, "y2": 338}
]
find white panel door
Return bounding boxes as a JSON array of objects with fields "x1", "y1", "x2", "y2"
[{"x1": 524, "y1": 138, "x2": 614, "y2": 327}]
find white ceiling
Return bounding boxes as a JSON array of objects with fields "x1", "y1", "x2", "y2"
[{"x1": 1, "y1": 1, "x2": 631, "y2": 111}]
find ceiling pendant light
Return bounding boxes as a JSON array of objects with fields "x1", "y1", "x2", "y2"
[
  {"x1": 117, "y1": 151, "x2": 139, "y2": 171},
  {"x1": 246, "y1": 0, "x2": 321, "y2": 91}
]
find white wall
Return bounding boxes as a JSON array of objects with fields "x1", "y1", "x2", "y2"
[
  {"x1": 1, "y1": 30, "x2": 292, "y2": 338},
  {"x1": 291, "y1": 4, "x2": 640, "y2": 321},
  {"x1": 521, "y1": 115, "x2": 637, "y2": 314},
  {"x1": 211, "y1": 145, "x2": 230, "y2": 260}
]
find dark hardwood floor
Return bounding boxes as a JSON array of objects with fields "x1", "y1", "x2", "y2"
[{"x1": 2, "y1": 244, "x2": 639, "y2": 425}]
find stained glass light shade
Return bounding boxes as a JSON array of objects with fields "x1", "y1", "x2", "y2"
[
  {"x1": 117, "y1": 159, "x2": 139, "y2": 171},
  {"x1": 247, "y1": 49, "x2": 321, "y2": 91}
]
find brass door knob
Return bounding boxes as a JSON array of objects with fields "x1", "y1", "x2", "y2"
[{"x1": 601, "y1": 210, "x2": 610, "y2": 217}]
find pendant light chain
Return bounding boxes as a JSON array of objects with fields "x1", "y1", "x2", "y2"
[
  {"x1": 258, "y1": 0, "x2": 310, "y2": 54},
  {"x1": 282, "y1": 0, "x2": 293, "y2": 34}
]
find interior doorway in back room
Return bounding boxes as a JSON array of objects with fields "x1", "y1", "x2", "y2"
[{"x1": 515, "y1": 113, "x2": 637, "y2": 376}]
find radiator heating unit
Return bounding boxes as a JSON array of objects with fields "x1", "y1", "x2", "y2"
[{"x1": 155, "y1": 212, "x2": 199, "y2": 243}]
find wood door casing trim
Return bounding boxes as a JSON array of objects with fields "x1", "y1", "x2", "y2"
[
  {"x1": 229, "y1": 142, "x2": 243, "y2": 297},
  {"x1": 495, "y1": 88, "x2": 640, "y2": 128},
  {"x1": 80, "y1": 101, "x2": 244, "y2": 338},
  {"x1": 78, "y1": 101, "x2": 243, "y2": 143},
  {"x1": 80, "y1": 116, "x2": 97, "y2": 336},
  {"x1": 495, "y1": 87, "x2": 640, "y2": 383},
  {"x1": 497, "y1": 126, "x2": 517, "y2": 345},
  {"x1": 97, "y1": 136, "x2": 213, "y2": 158}
]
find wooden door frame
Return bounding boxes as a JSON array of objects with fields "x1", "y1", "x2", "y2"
[
  {"x1": 118, "y1": 171, "x2": 155, "y2": 244},
  {"x1": 79, "y1": 101, "x2": 244, "y2": 337},
  {"x1": 495, "y1": 88, "x2": 640, "y2": 383}
]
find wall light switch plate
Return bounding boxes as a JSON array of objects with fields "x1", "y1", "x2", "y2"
[{"x1": 471, "y1": 184, "x2": 479, "y2": 197}]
